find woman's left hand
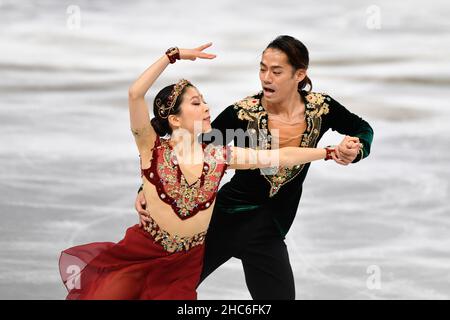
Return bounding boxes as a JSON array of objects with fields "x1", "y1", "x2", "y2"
[{"x1": 179, "y1": 42, "x2": 216, "y2": 61}]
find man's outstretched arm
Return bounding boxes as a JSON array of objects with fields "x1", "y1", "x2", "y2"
[{"x1": 325, "y1": 94, "x2": 374, "y2": 164}]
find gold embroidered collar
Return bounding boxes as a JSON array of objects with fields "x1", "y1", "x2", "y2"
[{"x1": 233, "y1": 90, "x2": 331, "y2": 197}]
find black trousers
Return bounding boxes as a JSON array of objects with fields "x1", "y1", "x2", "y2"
[{"x1": 198, "y1": 205, "x2": 296, "y2": 300}]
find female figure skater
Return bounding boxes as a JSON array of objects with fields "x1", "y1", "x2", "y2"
[{"x1": 58, "y1": 43, "x2": 336, "y2": 300}]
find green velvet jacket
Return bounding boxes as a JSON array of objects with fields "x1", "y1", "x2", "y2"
[{"x1": 200, "y1": 90, "x2": 374, "y2": 237}]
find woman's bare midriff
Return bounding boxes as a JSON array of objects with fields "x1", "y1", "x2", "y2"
[{"x1": 141, "y1": 177, "x2": 215, "y2": 238}]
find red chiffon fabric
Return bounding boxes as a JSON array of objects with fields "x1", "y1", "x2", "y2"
[{"x1": 59, "y1": 224, "x2": 205, "y2": 300}]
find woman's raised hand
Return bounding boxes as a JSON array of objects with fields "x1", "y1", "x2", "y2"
[{"x1": 179, "y1": 42, "x2": 216, "y2": 61}]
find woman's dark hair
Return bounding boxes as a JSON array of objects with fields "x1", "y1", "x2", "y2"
[
  {"x1": 150, "y1": 83, "x2": 193, "y2": 136},
  {"x1": 265, "y1": 35, "x2": 312, "y2": 92}
]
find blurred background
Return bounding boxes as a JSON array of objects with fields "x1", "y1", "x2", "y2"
[{"x1": 0, "y1": 0, "x2": 449, "y2": 299}]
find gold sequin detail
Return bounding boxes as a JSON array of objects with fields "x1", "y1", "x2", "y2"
[{"x1": 143, "y1": 215, "x2": 206, "y2": 253}]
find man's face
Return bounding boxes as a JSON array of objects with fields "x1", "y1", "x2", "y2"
[{"x1": 259, "y1": 48, "x2": 305, "y2": 104}]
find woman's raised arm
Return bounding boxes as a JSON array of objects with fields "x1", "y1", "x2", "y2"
[
  {"x1": 128, "y1": 55, "x2": 164, "y2": 152},
  {"x1": 128, "y1": 43, "x2": 216, "y2": 153}
]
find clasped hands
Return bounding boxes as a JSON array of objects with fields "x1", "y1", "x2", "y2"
[{"x1": 331, "y1": 135, "x2": 362, "y2": 165}]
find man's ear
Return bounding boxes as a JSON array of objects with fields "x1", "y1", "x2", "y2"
[{"x1": 295, "y1": 68, "x2": 307, "y2": 83}]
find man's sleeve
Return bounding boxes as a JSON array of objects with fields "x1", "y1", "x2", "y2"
[{"x1": 326, "y1": 95, "x2": 374, "y2": 163}]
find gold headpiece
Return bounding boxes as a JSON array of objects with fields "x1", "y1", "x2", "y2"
[{"x1": 156, "y1": 79, "x2": 192, "y2": 119}]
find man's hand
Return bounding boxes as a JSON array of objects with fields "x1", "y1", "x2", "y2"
[
  {"x1": 332, "y1": 135, "x2": 361, "y2": 166},
  {"x1": 135, "y1": 191, "x2": 151, "y2": 228}
]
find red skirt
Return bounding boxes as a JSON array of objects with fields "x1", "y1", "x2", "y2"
[{"x1": 58, "y1": 224, "x2": 205, "y2": 300}]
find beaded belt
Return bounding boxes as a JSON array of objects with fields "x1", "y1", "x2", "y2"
[{"x1": 143, "y1": 215, "x2": 207, "y2": 253}]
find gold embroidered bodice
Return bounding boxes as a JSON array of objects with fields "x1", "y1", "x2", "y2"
[
  {"x1": 139, "y1": 135, "x2": 231, "y2": 252},
  {"x1": 141, "y1": 136, "x2": 230, "y2": 219}
]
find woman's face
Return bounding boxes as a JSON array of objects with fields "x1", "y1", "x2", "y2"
[{"x1": 171, "y1": 86, "x2": 211, "y2": 135}]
